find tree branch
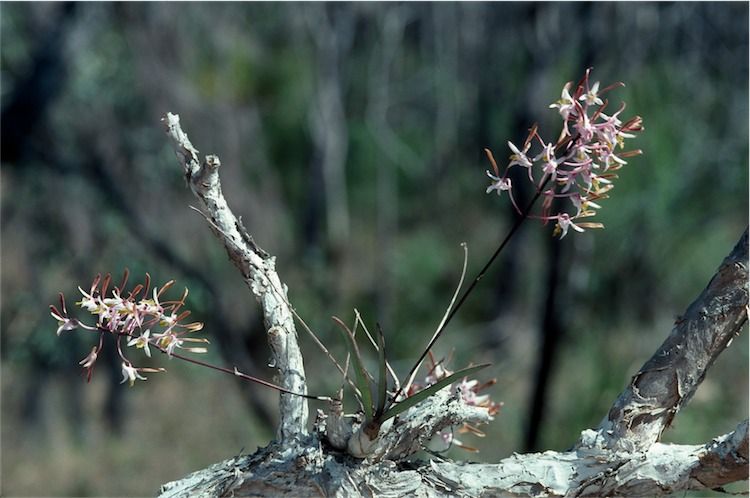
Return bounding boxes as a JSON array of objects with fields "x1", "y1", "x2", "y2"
[
  {"x1": 162, "y1": 112, "x2": 308, "y2": 445},
  {"x1": 591, "y1": 229, "x2": 748, "y2": 452},
  {"x1": 159, "y1": 420, "x2": 748, "y2": 497}
]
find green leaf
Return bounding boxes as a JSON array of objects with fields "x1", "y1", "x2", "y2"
[
  {"x1": 374, "y1": 323, "x2": 388, "y2": 418},
  {"x1": 332, "y1": 316, "x2": 374, "y2": 421},
  {"x1": 379, "y1": 363, "x2": 490, "y2": 422}
]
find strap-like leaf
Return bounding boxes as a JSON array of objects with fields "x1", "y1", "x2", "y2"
[
  {"x1": 374, "y1": 323, "x2": 388, "y2": 418},
  {"x1": 379, "y1": 363, "x2": 490, "y2": 422},
  {"x1": 356, "y1": 309, "x2": 400, "y2": 390},
  {"x1": 396, "y1": 242, "x2": 469, "y2": 411},
  {"x1": 332, "y1": 316, "x2": 374, "y2": 420}
]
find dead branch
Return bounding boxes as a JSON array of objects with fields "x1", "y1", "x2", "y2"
[
  {"x1": 163, "y1": 113, "x2": 308, "y2": 445},
  {"x1": 159, "y1": 420, "x2": 748, "y2": 497},
  {"x1": 591, "y1": 229, "x2": 748, "y2": 452}
]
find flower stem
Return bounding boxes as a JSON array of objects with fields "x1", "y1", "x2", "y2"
[
  {"x1": 104, "y1": 327, "x2": 331, "y2": 401},
  {"x1": 154, "y1": 346, "x2": 330, "y2": 401},
  {"x1": 391, "y1": 177, "x2": 551, "y2": 409}
]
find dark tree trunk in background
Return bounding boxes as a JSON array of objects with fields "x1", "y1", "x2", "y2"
[
  {"x1": 525, "y1": 235, "x2": 564, "y2": 451},
  {"x1": 1, "y1": 3, "x2": 76, "y2": 164},
  {"x1": 523, "y1": 3, "x2": 596, "y2": 451}
]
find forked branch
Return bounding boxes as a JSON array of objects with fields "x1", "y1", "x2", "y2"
[
  {"x1": 591, "y1": 229, "x2": 748, "y2": 452},
  {"x1": 163, "y1": 113, "x2": 308, "y2": 445}
]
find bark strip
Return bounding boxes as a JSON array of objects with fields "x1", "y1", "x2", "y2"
[
  {"x1": 159, "y1": 420, "x2": 748, "y2": 497},
  {"x1": 593, "y1": 229, "x2": 748, "y2": 452},
  {"x1": 163, "y1": 113, "x2": 308, "y2": 445}
]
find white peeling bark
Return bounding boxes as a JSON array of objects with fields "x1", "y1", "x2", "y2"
[
  {"x1": 159, "y1": 420, "x2": 748, "y2": 497},
  {"x1": 369, "y1": 387, "x2": 493, "y2": 461},
  {"x1": 315, "y1": 386, "x2": 494, "y2": 462},
  {"x1": 162, "y1": 113, "x2": 308, "y2": 445},
  {"x1": 428, "y1": 419, "x2": 749, "y2": 497},
  {"x1": 591, "y1": 230, "x2": 748, "y2": 453}
]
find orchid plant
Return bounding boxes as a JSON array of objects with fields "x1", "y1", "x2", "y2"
[
  {"x1": 51, "y1": 69, "x2": 641, "y2": 457},
  {"x1": 50, "y1": 270, "x2": 325, "y2": 400},
  {"x1": 50, "y1": 270, "x2": 206, "y2": 385},
  {"x1": 485, "y1": 68, "x2": 643, "y2": 238}
]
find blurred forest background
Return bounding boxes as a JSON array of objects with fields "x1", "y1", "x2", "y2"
[{"x1": 1, "y1": 2, "x2": 748, "y2": 496}]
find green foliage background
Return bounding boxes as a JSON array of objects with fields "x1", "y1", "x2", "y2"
[{"x1": 1, "y1": 3, "x2": 747, "y2": 496}]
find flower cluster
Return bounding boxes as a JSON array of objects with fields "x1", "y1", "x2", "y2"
[
  {"x1": 50, "y1": 270, "x2": 208, "y2": 385},
  {"x1": 485, "y1": 69, "x2": 643, "y2": 238},
  {"x1": 407, "y1": 353, "x2": 502, "y2": 452}
]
